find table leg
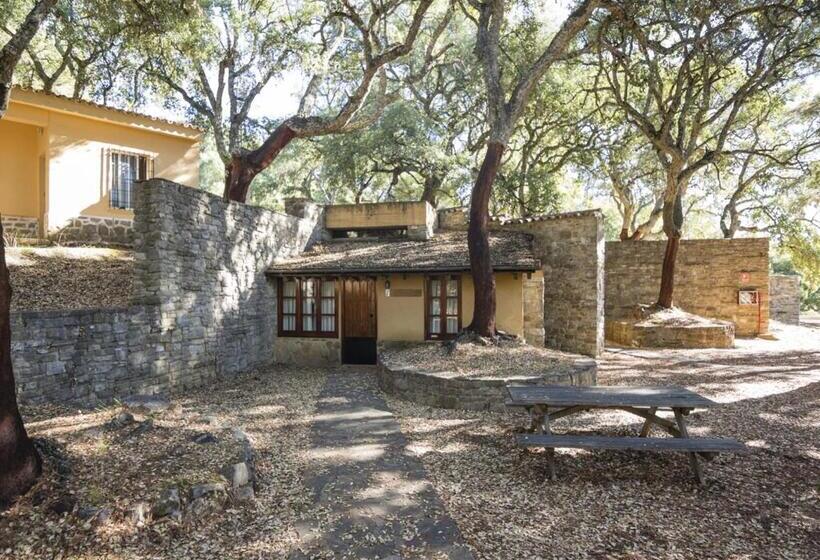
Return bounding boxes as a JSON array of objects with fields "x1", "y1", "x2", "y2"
[
  {"x1": 639, "y1": 407, "x2": 657, "y2": 437},
  {"x1": 674, "y1": 408, "x2": 704, "y2": 486},
  {"x1": 543, "y1": 406, "x2": 556, "y2": 481},
  {"x1": 530, "y1": 404, "x2": 546, "y2": 433}
]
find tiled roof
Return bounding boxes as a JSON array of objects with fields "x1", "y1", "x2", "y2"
[
  {"x1": 267, "y1": 231, "x2": 540, "y2": 274},
  {"x1": 12, "y1": 86, "x2": 203, "y2": 132}
]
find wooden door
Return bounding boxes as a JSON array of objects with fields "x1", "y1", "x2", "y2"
[{"x1": 342, "y1": 278, "x2": 377, "y2": 364}]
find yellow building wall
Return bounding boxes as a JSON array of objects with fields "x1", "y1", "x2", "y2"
[
  {"x1": 0, "y1": 119, "x2": 39, "y2": 218},
  {"x1": 377, "y1": 276, "x2": 426, "y2": 341},
  {"x1": 461, "y1": 272, "x2": 524, "y2": 336},
  {"x1": 375, "y1": 272, "x2": 524, "y2": 341},
  {"x1": 46, "y1": 111, "x2": 200, "y2": 229},
  {"x1": 325, "y1": 201, "x2": 431, "y2": 230}
]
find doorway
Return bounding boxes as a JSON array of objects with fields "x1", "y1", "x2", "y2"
[{"x1": 342, "y1": 277, "x2": 377, "y2": 364}]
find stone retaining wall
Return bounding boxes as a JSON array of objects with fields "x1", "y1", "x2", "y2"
[
  {"x1": 769, "y1": 274, "x2": 800, "y2": 325},
  {"x1": 1, "y1": 215, "x2": 38, "y2": 239},
  {"x1": 12, "y1": 179, "x2": 322, "y2": 404},
  {"x1": 50, "y1": 215, "x2": 135, "y2": 246},
  {"x1": 377, "y1": 357, "x2": 597, "y2": 411},
  {"x1": 606, "y1": 319, "x2": 735, "y2": 349},
  {"x1": 605, "y1": 238, "x2": 769, "y2": 336}
]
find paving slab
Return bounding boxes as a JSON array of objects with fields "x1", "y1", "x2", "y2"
[{"x1": 291, "y1": 370, "x2": 474, "y2": 559}]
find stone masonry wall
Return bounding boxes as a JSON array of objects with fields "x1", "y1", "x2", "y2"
[
  {"x1": 50, "y1": 215, "x2": 135, "y2": 246},
  {"x1": 12, "y1": 179, "x2": 321, "y2": 404},
  {"x1": 522, "y1": 274, "x2": 545, "y2": 347},
  {"x1": 493, "y1": 211, "x2": 605, "y2": 357},
  {"x1": 605, "y1": 238, "x2": 769, "y2": 336},
  {"x1": 769, "y1": 274, "x2": 800, "y2": 325},
  {"x1": 1, "y1": 215, "x2": 39, "y2": 239}
]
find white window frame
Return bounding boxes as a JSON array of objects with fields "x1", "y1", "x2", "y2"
[{"x1": 105, "y1": 149, "x2": 155, "y2": 210}]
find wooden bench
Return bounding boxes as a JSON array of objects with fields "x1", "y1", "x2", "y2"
[{"x1": 507, "y1": 385, "x2": 747, "y2": 485}]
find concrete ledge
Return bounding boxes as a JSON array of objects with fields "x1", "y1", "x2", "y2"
[
  {"x1": 377, "y1": 357, "x2": 596, "y2": 411},
  {"x1": 606, "y1": 319, "x2": 735, "y2": 349}
]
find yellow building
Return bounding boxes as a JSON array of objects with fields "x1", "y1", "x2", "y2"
[
  {"x1": 268, "y1": 201, "x2": 545, "y2": 365},
  {"x1": 0, "y1": 87, "x2": 201, "y2": 243}
]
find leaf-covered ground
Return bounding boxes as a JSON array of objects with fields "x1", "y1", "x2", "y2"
[
  {"x1": 388, "y1": 322, "x2": 820, "y2": 559},
  {"x1": 1, "y1": 322, "x2": 817, "y2": 559},
  {"x1": 7, "y1": 247, "x2": 133, "y2": 311}
]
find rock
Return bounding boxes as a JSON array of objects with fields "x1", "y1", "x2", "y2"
[
  {"x1": 151, "y1": 488, "x2": 181, "y2": 519},
  {"x1": 192, "y1": 432, "x2": 218, "y2": 444},
  {"x1": 123, "y1": 394, "x2": 171, "y2": 414},
  {"x1": 232, "y1": 485, "x2": 255, "y2": 502},
  {"x1": 129, "y1": 418, "x2": 154, "y2": 437},
  {"x1": 221, "y1": 462, "x2": 251, "y2": 487},
  {"x1": 188, "y1": 497, "x2": 210, "y2": 517},
  {"x1": 130, "y1": 502, "x2": 149, "y2": 527},
  {"x1": 113, "y1": 411, "x2": 135, "y2": 426},
  {"x1": 201, "y1": 415, "x2": 220, "y2": 425},
  {"x1": 231, "y1": 427, "x2": 251, "y2": 443},
  {"x1": 191, "y1": 482, "x2": 226, "y2": 500}
]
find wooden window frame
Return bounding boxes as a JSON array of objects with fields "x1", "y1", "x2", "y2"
[
  {"x1": 277, "y1": 277, "x2": 339, "y2": 338},
  {"x1": 425, "y1": 274, "x2": 462, "y2": 341},
  {"x1": 107, "y1": 149, "x2": 154, "y2": 210}
]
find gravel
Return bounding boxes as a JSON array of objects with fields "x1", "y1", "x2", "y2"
[
  {"x1": 7, "y1": 247, "x2": 133, "y2": 311},
  {"x1": 387, "y1": 322, "x2": 820, "y2": 559},
  {"x1": 381, "y1": 340, "x2": 588, "y2": 379}
]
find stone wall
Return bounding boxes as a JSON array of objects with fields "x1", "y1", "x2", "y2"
[
  {"x1": 50, "y1": 215, "x2": 134, "y2": 246},
  {"x1": 1, "y1": 215, "x2": 38, "y2": 239},
  {"x1": 12, "y1": 179, "x2": 321, "y2": 404},
  {"x1": 770, "y1": 274, "x2": 800, "y2": 325},
  {"x1": 605, "y1": 238, "x2": 769, "y2": 336},
  {"x1": 11, "y1": 307, "x2": 160, "y2": 403},
  {"x1": 494, "y1": 211, "x2": 605, "y2": 357},
  {"x1": 522, "y1": 274, "x2": 545, "y2": 347}
]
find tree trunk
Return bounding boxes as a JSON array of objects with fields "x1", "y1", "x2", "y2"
[
  {"x1": 467, "y1": 142, "x2": 505, "y2": 337},
  {"x1": 656, "y1": 191, "x2": 684, "y2": 308},
  {"x1": 223, "y1": 123, "x2": 297, "y2": 202},
  {"x1": 420, "y1": 174, "x2": 441, "y2": 207},
  {"x1": 0, "y1": 222, "x2": 41, "y2": 508},
  {"x1": 656, "y1": 235, "x2": 680, "y2": 308},
  {"x1": 0, "y1": 0, "x2": 57, "y2": 119}
]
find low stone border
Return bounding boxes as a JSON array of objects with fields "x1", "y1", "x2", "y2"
[
  {"x1": 377, "y1": 356, "x2": 596, "y2": 411},
  {"x1": 606, "y1": 319, "x2": 735, "y2": 349}
]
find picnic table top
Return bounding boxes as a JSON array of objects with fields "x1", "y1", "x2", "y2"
[{"x1": 506, "y1": 384, "x2": 717, "y2": 409}]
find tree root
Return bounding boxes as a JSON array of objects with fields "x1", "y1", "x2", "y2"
[{"x1": 444, "y1": 328, "x2": 522, "y2": 355}]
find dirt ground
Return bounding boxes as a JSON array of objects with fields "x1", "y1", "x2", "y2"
[
  {"x1": 1, "y1": 321, "x2": 817, "y2": 559},
  {"x1": 389, "y1": 321, "x2": 820, "y2": 559},
  {"x1": 7, "y1": 247, "x2": 133, "y2": 311}
]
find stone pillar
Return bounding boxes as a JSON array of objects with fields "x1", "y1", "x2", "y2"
[
  {"x1": 406, "y1": 201, "x2": 436, "y2": 240},
  {"x1": 769, "y1": 274, "x2": 800, "y2": 325},
  {"x1": 523, "y1": 272, "x2": 545, "y2": 347}
]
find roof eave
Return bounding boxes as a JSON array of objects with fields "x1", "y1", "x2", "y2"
[{"x1": 266, "y1": 264, "x2": 540, "y2": 276}]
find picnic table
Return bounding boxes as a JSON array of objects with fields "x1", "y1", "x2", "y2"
[{"x1": 506, "y1": 385, "x2": 747, "y2": 485}]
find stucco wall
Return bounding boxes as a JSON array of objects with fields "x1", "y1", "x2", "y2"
[
  {"x1": 0, "y1": 119, "x2": 39, "y2": 220},
  {"x1": 46, "y1": 110, "x2": 200, "y2": 230},
  {"x1": 769, "y1": 274, "x2": 800, "y2": 325},
  {"x1": 605, "y1": 238, "x2": 769, "y2": 336},
  {"x1": 375, "y1": 272, "x2": 525, "y2": 342},
  {"x1": 1, "y1": 90, "x2": 201, "y2": 243},
  {"x1": 12, "y1": 179, "x2": 321, "y2": 404},
  {"x1": 494, "y1": 211, "x2": 605, "y2": 357}
]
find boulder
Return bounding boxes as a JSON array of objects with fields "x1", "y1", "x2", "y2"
[
  {"x1": 232, "y1": 485, "x2": 255, "y2": 502},
  {"x1": 151, "y1": 488, "x2": 181, "y2": 519},
  {"x1": 130, "y1": 502, "x2": 150, "y2": 527},
  {"x1": 221, "y1": 462, "x2": 251, "y2": 487},
  {"x1": 191, "y1": 482, "x2": 226, "y2": 500}
]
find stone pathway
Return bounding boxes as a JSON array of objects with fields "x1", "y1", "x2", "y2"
[{"x1": 290, "y1": 370, "x2": 474, "y2": 559}]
